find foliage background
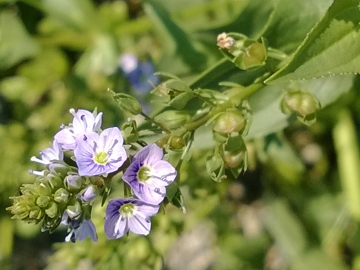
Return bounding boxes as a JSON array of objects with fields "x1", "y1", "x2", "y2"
[{"x1": 1, "y1": 0, "x2": 360, "y2": 269}]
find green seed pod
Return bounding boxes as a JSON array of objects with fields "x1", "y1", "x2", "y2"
[
  {"x1": 169, "y1": 135, "x2": 186, "y2": 151},
  {"x1": 221, "y1": 148, "x2": 246, "y2": 168},
  {"x1": 213, "y1": 110, "x2": 246, "y2": 135},
  {"x1": 233, "y1": 41, "x2": 267, "y2": 70}
]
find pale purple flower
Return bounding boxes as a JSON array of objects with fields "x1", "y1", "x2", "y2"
[
  {"x1": 65, "y1": 174, "x2": 83, "y2": 191},
  {"x1": 104, "y1": 198, "x2": 159, "y2": 239},
  {"x1": 123, "y1": 144, "x2": 177, "y2": 205},
  {"x1": 54, "y1": 108, "x2": 103, "y2": 150},
  {"x1": 29, "y1": 140, "x2": 63, "y2": 176},
  {"x1": 74, "y1": 127, "x2": 127, "y2": 176}
]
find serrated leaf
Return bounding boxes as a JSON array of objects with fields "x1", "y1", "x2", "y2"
[{"x1": 266, "y1": 0, "x2": 360, "y2": 84}]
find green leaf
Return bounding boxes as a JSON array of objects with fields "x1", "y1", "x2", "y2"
[
  {"x1": 143, "y1": 0, "x2": 207, "y2": 73},
  {"x1": 266, "y1": 0, "x2": 360, "y2": 84},
  {"x1": 0, "y1": 10, "x2": 39, "y2": 70}
]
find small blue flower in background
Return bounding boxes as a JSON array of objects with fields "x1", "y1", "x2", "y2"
[
  {"x1": 123, "y1": 144, "x2": 177, "y2": 205},
  {"x1": 119, "y1": 53, "x2": 160, "y2": 94},
  {"x1": 74, "y1": 127, "x2": 127, "y2": 176},
  {"x1": 30, "y1": 140, "x2": 64, "y2": 176},
  {"x1": 104, "y1": 198, "x2": 159, "y2": 239},
  {"x1": 55, "y1": 108, "x2": 103, "y2": 150}
]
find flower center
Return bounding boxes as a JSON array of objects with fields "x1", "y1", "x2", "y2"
[
  {"x1": 137, "y1": 166, "x2": 151, "y2": 182},
  {"x1": 93, "y1": 151, "x2": 108, "y2": 165},
  {"x1": 119, "y1": 203, "x2": 136, "y2": 216}
]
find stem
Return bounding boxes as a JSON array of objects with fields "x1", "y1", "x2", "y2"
[
  {"x1": 184, "y1": 83, "x2": 264, "y2": 132},
  {"x1": 141, "y1": 111, "x2": 171, "y2": 134}
]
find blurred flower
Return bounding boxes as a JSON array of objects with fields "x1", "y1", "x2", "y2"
[
  {"x1": 123, "y1": 144, "x2": 177, "y2": 205},
  {"x1": 104, "y1": 198, "x2": 159, "y2": 239},
  {"x1": 30, "y1": 140, "x2": 64, "y2": 176},
  {"x1": 119, "y1": 53, "x2": 160, "y2": 94},
  {"x1": 55, "y1": 108, "x2": 103, "y2": 150},
  {"x1": 74, "y1": 127, "x2": 127, "y2": 176}
]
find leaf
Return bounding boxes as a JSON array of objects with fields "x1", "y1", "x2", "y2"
[
  {"x1": 0, "y1": 10, "x2": 39, "y2": 70},
  {"x1": 266, "y1": 0, "x2": 360, "y2": 84},
  {"x1": 143, "y1": 0, "x2": 207, "y2": 73}
]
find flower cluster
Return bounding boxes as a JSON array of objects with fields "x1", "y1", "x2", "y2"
[{"x1": 7, "y1": 108, "x2": 177, "y2": 242}]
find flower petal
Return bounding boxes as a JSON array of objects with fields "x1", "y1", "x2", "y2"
[{"x1": 129, "y1": 214, "x2": 151, "y2": 235}]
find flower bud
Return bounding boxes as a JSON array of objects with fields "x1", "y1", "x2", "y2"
[
  {"x1": 112, "y1": 93, "x2": 142, "y2": 115},
  {"x1": 66, "y1": 200, "x2": 82, "y2": 219},
  {"x1": 213, "y1": 111, "x2": 246, "y2": 135},
  {"x1": 80, "y1": 185, "x2": 98, "y2": 203},
  {"x1": 121, "y1": 119, "x2": 139, "y2": 143},
  {"x1": 45, "y1": 202, "x2": 58, "y2": 218},
  {"x1": 36, "y1": 195, "x2": 50, "y2": 208},
  {"x1": 54, "y1": 188, "x2": 70, "y2": 204},
  {"x1": 48, "y1": 162, "x2": 71, "y2": 178},
  {"x1": 46, "y1": 173, "x2": 63, "y2": 191},
  {"x1": 64, "y1": 174, "x2": 83, "y2": 191},
  {"x1": 29, "y1": 207, "x2": 43, "y2": 220}
]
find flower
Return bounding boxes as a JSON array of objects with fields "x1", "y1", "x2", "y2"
[
  {"x1": 123, "y1": 144, "x2": 177, "y2": 205},
  {"x1": 62, "y1": 213, "x2": 98, "y2": 242},
  {"x1": 104, "y1": 198, "x2": 159, "y2": 239},
  {"x1": 30, "y1": 140, "x2": 64, "y2": 176},
  {"x1": 74, "y1": 127, "x2": 127, "y2": 176},
  {"x1": 54, "y1": 108, "x2": 103, "y2": 150},
  {"x1": 119, "y1": 53, "x2": 160, "y2": 94}
]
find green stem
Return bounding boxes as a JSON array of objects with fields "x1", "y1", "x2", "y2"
[
  {"x1": 141, "y1": 111, "x2": 171, "y2": 134},
  {"x1": 184, "y1": 83, "x2": 264, "y2": 132}
]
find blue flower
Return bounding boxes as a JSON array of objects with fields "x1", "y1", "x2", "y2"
[
  {"x1": 62, "y1": 213, "x2": 98, "y2": 242},
  {"x1": 119, "y1": 53, "x2": 160, "y2": 94},
  {"x1": 74, "y1": 127, "x2": 127, "y2": 176},
  {"x1": 104, "y1": 198, "x2": 159, "y2": 239},
  {"x1": 123, "y1": 144, "x2": 177, "y2": 205},
  {"x1": 55, "y1": 108, "x2": 103, "y2": 150}
]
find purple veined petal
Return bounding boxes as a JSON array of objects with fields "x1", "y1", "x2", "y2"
[
  {"x1": 133, "y1": 144, "x2": 163, "y2": 164},
  {"x1": 93, "y1": 112, "x2": 103, "y2": 131},
  {"x1": 132, "y1": 182, "x2": 166, "y2": 205},
  {"x1": 74, "y1": 219, "x2": 98, "y2": 242},
  {"x1": 30, "y1": 140, "x2": 64, "y2": 165},
  {"x1": 97, "y1": 127, "x2": 124, "y2": 154},
  {"x1": 80, "y1": 185, "x2": 98, "y2": 203},
  {"x1": 129, "y1": 214, "x2": 151, "y2": 235},
  {"x1": 136, "y1": 203, "x2": 160, "y2": 217},
  {"x1": 54, "y1": 128, "x2": 76, "y2": 150},
  {"x1": 151, "y1": 160, "x2": 177, "y2": 186},
  {"x1": 71, "y1": 109, "x2": 97, "y2": 134}
]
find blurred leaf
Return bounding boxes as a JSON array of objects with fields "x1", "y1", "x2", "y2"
[
  {"x1": 266, "y1": 0, "x2": 360, "y2": 84},
  {"x1": 42, "y1": 0, "x2": 99, "y2": 31},
  {"x1": 169, "y1": 92, "x2": 194, "y2": 109},
  {"x1": 0, "y1": 10, "x2": 39, "y2": 70},
  {"x1": 292, "y1": 249, "x2": 347, "y2": 270},
  {"x1": 144, "y1": 0, "x2": 207, "y2": 73},
  {"x1": 263, "y1": 199, "x2": 308, "y2": 261}
]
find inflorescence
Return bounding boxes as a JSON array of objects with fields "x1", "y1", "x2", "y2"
[{"x1": 7, "y1": 108, "x2": 177, "y2": 242}]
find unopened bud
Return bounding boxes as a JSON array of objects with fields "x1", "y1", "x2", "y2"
[
  {"x1": 36, "y1": 195, "x2": 50, "y2": 208},
  {"x1": 121, "y1": 119, "x2": 139, "y2": 143},
  {"x1": 64, "y1": 174, "x2": 83, "y2": 191},
  {"x1": 154, "y1": 110, "x2": 190, "y2": 130},
  {"x1": 45, "y1": 202, "x2": 58, "y2": 218},
  {"x1": 54, "y1": 188, "x2": 70, "y2": 204},
  {"x1": 66, "y1": 200, "x2": 82, "y2": 219}
]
